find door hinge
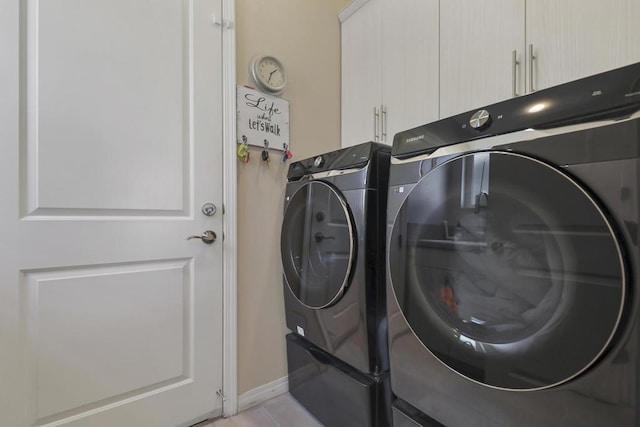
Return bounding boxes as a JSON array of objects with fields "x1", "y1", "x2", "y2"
[
  {"x1": 211, "y1": 14, "x2": 233, "y2": 29},
  {"x1": 216, "y1": 389, "x2": 227, "y2": 402}
]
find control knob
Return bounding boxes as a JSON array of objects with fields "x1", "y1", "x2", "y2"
[
  {"x1": 313, "y1": 156, "x2": 324, "y2": 168},
  {"x1": 469, "y1": 109, "x2": 491, "y2": 130}
]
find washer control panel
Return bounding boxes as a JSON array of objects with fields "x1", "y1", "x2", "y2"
[{"x1": 469, "y1": 109, "x2": 491, "y2": 130}]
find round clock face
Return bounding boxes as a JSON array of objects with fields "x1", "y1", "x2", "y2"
[{"x1": 251, "y1": 55, "x2": 287, "y2": 94}]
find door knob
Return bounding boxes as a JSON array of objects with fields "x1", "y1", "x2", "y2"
[
  {"x1": 201, "y1": 202, "x2": 217, "y2": 216},
  {"x1": 187, "y1": 230, "x2": 217, "y2": 244}
]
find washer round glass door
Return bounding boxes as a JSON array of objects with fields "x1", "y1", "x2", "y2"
[
  {"x1": 389, "y1": 151, "x2": 627, "y2": 390},
  {"x1": 281, "y1": 181, "x2": 356, "y2": 309}
]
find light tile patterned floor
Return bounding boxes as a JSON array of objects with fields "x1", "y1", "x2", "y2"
[{"x1": 198, "y1": 393, "x2": 323, "y2": 427}]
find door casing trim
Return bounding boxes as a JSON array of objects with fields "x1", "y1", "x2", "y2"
[{"x1": 222, "y1": 0, "x2": 238, "y2": 417}]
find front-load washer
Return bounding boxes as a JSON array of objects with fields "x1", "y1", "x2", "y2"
[
  {"x1": 386, "y1": 62, "x2": 640, "y2": 426},
  {"x1": 281, "y1": 141, "x2": 390, "y2": 376},
  {"x1": 281, "y1": 142, "x2": 391, "y2": 426}
]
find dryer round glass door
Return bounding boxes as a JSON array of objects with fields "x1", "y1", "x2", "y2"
[
  {"x1": 281, "y1": 181, "x2": 356, "y2": 309},
  {"x1": 388, "y1": 151, "x2": 627, "y2": 390}
]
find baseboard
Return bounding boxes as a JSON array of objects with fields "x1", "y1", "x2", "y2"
[{"x1": 237, "y1": 376, "x2": 289, "y2": 413}]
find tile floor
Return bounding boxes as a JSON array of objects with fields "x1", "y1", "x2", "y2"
[{"x1": 197, "y1": 393, "x2": 323, "y2": 427}]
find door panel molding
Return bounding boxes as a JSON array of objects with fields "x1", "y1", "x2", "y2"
[{"x1": 20, "y1": 0, "x2": 192, "y2": 217}]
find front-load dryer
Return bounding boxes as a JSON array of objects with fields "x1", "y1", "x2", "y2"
[
  {"x1": 386, "y1": 63, "x2": 640, "y2": 426},
  {"x1": 281, "y1": 141, "x2": 390, "y2": 375}
]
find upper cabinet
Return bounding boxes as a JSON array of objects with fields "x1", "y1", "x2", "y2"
[
  {"x1": 341, "y1": 0, "x2": 382, "y2": 148},
  {"x1": 340, "y1": 0, "x2": 439, "y2": 147},
  {"x1": 439, "y1": 1, "x2": 525, "y2": 118},
  {"x1": 381, "y1": 0, "x2": 439, "y2": 145},
  {"x1": 342, "y1": 0, "x2": 640, "y2": 143},
  {"x1": 526, "y1": 0, "x2": 640, "y2": 91},
  {"x1": 440, "y1": 0, "x2": 640, "y2": 118}
]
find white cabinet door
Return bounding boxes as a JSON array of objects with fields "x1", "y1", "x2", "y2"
[
  {"x1": 439, "y1": 0, "x2": 525, "y2": 118},
  {"x1": 0, "y1": 0, "x2": 224, "y2": 426},
  {"x1": 527, "y1": 0, "x2": 640, "y2": 91},
  {"x1": 341, "y1": 0, "x2": 382, "y2": 147},
  {"x1": 382, "y1": 0, "x2": 439, "y2": 143}
]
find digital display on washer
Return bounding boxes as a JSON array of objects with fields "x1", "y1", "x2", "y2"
[
  {"x1": 281, "y1": 181, "x2": 356, "y2": 309},
  {"x1": 388, "y1": 151, "x2": 626, "y2": 390}
]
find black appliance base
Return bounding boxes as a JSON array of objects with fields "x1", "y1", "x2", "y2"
[
  {"x1": 286, "y1": 333, "x2": 391, "y2": 427},
  {"x1": 392, "y1": 398, "x2": 445, "y2": 427}
]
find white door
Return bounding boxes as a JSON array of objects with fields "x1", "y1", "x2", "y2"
[
  {"x1": 381, "y1": 0, "x2": 439, "y2": 140},
  {"x1": 526, "y1": 0, "x2": 640, "y2": 92},
  {"x1": 0, "y1": 0, "x2": 224, "y2": 426},
  {"x1": 439, "y1": 0, "x2": 525, "y2": 118},
  {"x1": 341, "y1": 0, "x2": 382, "y2": 147}
]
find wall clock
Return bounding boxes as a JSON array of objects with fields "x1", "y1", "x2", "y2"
[{"x1": 250, "y1": 55, "x2": 287, "y2": 95}]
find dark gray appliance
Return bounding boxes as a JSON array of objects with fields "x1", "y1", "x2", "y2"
[
  {"x1": 281, "y1": 142, "x2": 391, "y2": 426},
  {"x1": 386, "y1": 63, "x2": 640, "y2": 426},
  {"x1": 286, "y1": 333, "x2": 389, "y2": 427}
]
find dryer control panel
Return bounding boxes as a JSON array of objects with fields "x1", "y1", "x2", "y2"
[{"x1": 392, "y1": 62, "x2": 640, "y2": 159}]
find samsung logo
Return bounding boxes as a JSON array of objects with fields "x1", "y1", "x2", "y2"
[{"x1": 405, "y1": 135, "x2": 425, "y2": 143}]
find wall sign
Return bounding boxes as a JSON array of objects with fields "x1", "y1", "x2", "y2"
[{"x1": 236, "y1": 86, "x2": 290, "y2": 151}]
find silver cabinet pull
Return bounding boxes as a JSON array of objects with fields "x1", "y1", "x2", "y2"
[
  {"x1": 381, "y1": 105, "x2": 387, "y2": 141},
  {"x1": 529, "y1": 44, "x2": 536, "y2": 93},
  {"x1": 187, "y1": 230, "x2": 217, "y2": 244},
  {"x1": 373, "y1": 106, "x2": 380, "y2": 141},
  {"x1": 512, "y1": 50, "x2": 520, "y2": 97}
]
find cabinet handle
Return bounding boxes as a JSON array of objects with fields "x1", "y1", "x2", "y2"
[
  {"x1": 381, "y1": 105, "x2": 387, "y2": 141},
  {"x1": 373, "y1": 106, "x2": 380, "y2": 141},
  {"x1": 512, "y1": 50, "x2": 520, "y2": 97},
  {"x1": 529, "y1": 44, "x2": 536, "y2": 93}
]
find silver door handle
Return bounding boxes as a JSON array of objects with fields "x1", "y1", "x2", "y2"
[
  {"x1": 529, "y1": 44, "x2": 536, "y2": 93},
  {"x1": 512, "y1": 50, "x2": 520, "y2": 97},
  {"x1": 381, "y1": 105, "x2": 387, "y2": 141},
  {"x1": 187, "y1": 230, "x2": 217, "y2": 244},
  {"x1": 373, "y1": 107, "x2": 379, "y2": 141},
  {"x1": 373, "y1": 106, "x2": 380, "y2": 141}
]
